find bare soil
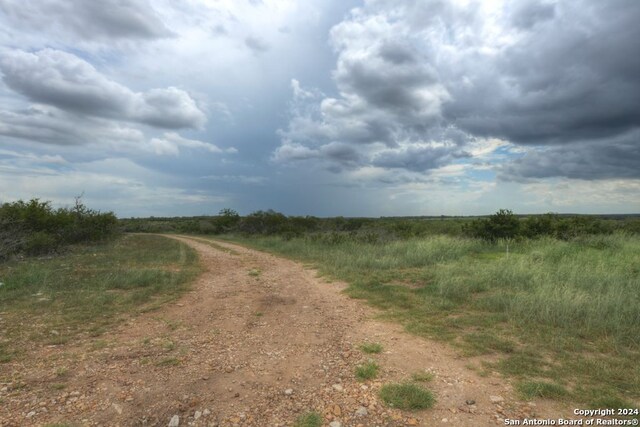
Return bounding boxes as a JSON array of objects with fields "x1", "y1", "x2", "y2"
[{"x1": 0, "y1": 235, "x2": 574, "y2": 426}]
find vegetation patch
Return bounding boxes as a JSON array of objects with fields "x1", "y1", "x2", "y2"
[
  {"x1": 359, "y1": 342, "x2": 383, "y2": 354},
  {"x1": 293, "y1": 412, "x2": 323, "y2": 427},
  {"x1": 225, "y1": 229, "x2": 640, "y2": 405},
  {"x1": 412, "y1": 371, "x2": 435, "y2": 382},
  {"x1": 355, "y1": 360, "x2": 380, "y2": 381},
  {"x1": 517, "y1": 381, "x2": 569, "y2": 399},
  {"x1": 379, "y1": 383, "x2": 436, "y2": 410},
  {"x1": 1, "y1": 198, "x2": 118, "y2": 259},
  {"x1": 0, "y1": 234, "x2": 199, "y2": 357}
]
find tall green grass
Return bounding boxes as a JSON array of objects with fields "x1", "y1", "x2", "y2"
[
  {"x1": 221, "y1": 233, "x2": 640, "y2": 406},
  {"x1": 0, "y1": 234, "x2": 199, "y2": 361}
]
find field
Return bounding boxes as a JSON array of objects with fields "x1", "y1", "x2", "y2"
[
  {"x1": 218, "y1": 232, "x2": 640, "y2": 408},
  {"x1": 0, "y1": 234, "x2": 199, "y2": 364},
  {"x1": 2, "y1": 210, "x2": 639, "y2": 424}
]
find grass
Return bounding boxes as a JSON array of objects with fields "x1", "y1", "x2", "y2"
[
  {"x1": 379, "y1": 383, "x2": 436, "y2": 409},
  {"x1": 517, "y1": 381, "x2": 569, "y2": 399},
  {"x1": 412, "y1": 371, "x2": 435, "y2": 382},
  {"x1": 0, "y1": 234, "x2": 200, "y2": 360},
  {"x1": 359, "y1": 342, "x2": 383, "y2": 354},
  {"x1": 293, "y1": 412, "x2": 323, "y2": 427},
  {"x1": 156, "y1": 357, "x2": 181, "y2": 367},
  {"x1": 355, "y1": 360, "x2": 380, "y2": 381},
  {"x1": 223, "y1": 233, "x2": 640, "y2": 406},
  {"x1": 248, "y1": 268, "x2": 261, "y2": 277}
]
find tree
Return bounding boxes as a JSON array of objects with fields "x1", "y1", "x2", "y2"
[{"x1": 466, "y1": 209, "x2": 521, "y2": 241}]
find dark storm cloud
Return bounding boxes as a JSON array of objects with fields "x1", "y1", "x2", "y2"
[
  {"x1": 278, "y1": 0, "x2": 640, "y2": 180},
  {"x1": 0, "y1": 0, "x2": 173, "y2": 41},
  {"x1": 500, "y1": 130, "x2": 640, "y2": 181},
  {"x1": 445, "y1": 1, "x2": 640, "y2": 146},
  {"x1": 0, "y1": 49, "x2": 206, "y2": 130},
  {"x1": 372, "y1": 145, "x2": 455, "y2": 172}
]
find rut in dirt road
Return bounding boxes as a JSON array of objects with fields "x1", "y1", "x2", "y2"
[{"x1": 1, "y1": 235, "x2": 565, "y2": 427}]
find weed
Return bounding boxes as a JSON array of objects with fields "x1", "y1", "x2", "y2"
[
  {"x1": 293, "y1": 411, "x2": 323, "y2": 427},
  {"x1": 248, "y1": 268, "x2": 261, "y2": 277},
  {"x1": 379, "y1": 383, "x2": 436, "y2": 409},
  {"x1": 51, "y1": 383, "x2": 66, "y2": 390},
  {"x1": 359, "y1": 342, "x2": 383, "y2": 354},
  {"x1": 355, "y1": 360, "x2": 380, "y2": 381}
]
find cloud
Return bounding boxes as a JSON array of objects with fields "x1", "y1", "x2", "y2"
[
  {"x1": 0, "y1": 105, "x2": 144, "y2": 146},
  {"x1": 0, "y1": 49, "x2": 206, "y2": 129},
  {"x1": 276, "y1": 0, "x2": 640, "y2": 182},
  {"x1": 0, "y1": 0, "x2": 173, "y2": 42},
  {"x1": 148, "y1": 132, "x2": 237, "y2": 156},
  {"x1": 244, "y1": 36, "x2": 269, "y2": 53},
  {"x1": 500, "y1": 130, "x2": 640, "y2": 181}
]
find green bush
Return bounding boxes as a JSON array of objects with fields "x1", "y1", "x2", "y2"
[{"x1": 0, "y1": 198, "x2": 118, "y2": 259}]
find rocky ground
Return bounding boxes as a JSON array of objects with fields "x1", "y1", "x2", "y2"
[{"x1": 0, "y1": 235, "x2": 572, "y2": 426}]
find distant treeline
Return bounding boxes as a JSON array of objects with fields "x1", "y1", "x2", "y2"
[
  {"x1": 120, "y1": 208, "x2": 640, "y2": 243},
  {"x1": 0, "y1": 198, "x2": 118, "y2": 259}
]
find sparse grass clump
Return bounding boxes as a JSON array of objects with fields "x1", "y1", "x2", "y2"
[
  {"x1": 412, "y1": 371, "x2": 435, "y2": 382},
  {"x1": 293, "y1": 411, "x2": 323, "y2": 427},
  {"x1": 355, "y1": 360, "x2": 380, "y2": 381},
  {"x1": 360, "y1": 342, "x2": 383, "y2": 354},
  {"x1": 517, "y1": 381, "x2": 569, "y2": 399},
  {"x1": 156, "y1": 357, "x2": 181, "y2": 367},
  {"x1": 379, "y1": 383, "x2": 436, "y2": 409}
]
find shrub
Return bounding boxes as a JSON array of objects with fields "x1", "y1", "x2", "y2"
[
  {"x1": 0, "y1": 198, "x2": 118, "y2": 259},
  {"x1": 465, "y1": 209, "x2": 520, "y2": 241}
]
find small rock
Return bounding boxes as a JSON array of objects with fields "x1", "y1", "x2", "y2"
[
  {"x1": 203, "y1": 409, "x2": 211, "y2": 416},
  {"x1": 332, "y1": 384, "x2": 344, "y2": 392},
  {"x1": 112, "y1": 403, "x2": 123, "y2": 415},
  {"x1": 225, "y1": 367, "x2": 233, "y2": 373},
  {"x1": 333, "y1": 404, "x2": 342, "y2": 416},
  {"x1": 194, "y1": 411, "x2": 202, "y2": 420},
  {"x1": 489, "y1": 395, "x2": 504, "y2": 404},
  {"x1": 407, "y1": 419, "x2": 419, "y2": 426},
  {"x1": 234, "y1": 392, "x2": 240, "y2": 398},
  {"x1": 168, "y1": 415, "x2": 180, "y2": 427},
  {"x1": 465, "y1": 399, "x2": 476, "y2": 405},
  {"x1": 26, "y1": 411, "x2": 36, "y2": 418},
  {"x1": 355, "y1": 407, "x2": 368, "y2": 417},
  {"x1": 284, "y1": 388, "x2": 293, "y2": 396},
  {"x1": 329, "y1": 422, "x2": 342, "y2": 427},
  {"x1": 441, "y1": 418, "x2": 448, "y2": 423}
]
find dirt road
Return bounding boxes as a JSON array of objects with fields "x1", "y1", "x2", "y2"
[{"x1": 0, "y1": 235, "x2": 567, "y2": 426}]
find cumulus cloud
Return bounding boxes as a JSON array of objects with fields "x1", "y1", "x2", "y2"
[
  {"x1": 0, "y1": 49, "x2": 206, "y2": 129},
  {"x1": 0, "y1": 0, "x2": 173, "y2": 41},
  {"x1": 276, "y1": 0, "x2": 640, "y2": 181}
]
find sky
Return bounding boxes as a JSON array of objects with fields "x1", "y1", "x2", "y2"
[{"x1": 0, "y1": 0, "x2": 639, "y2": 217}]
